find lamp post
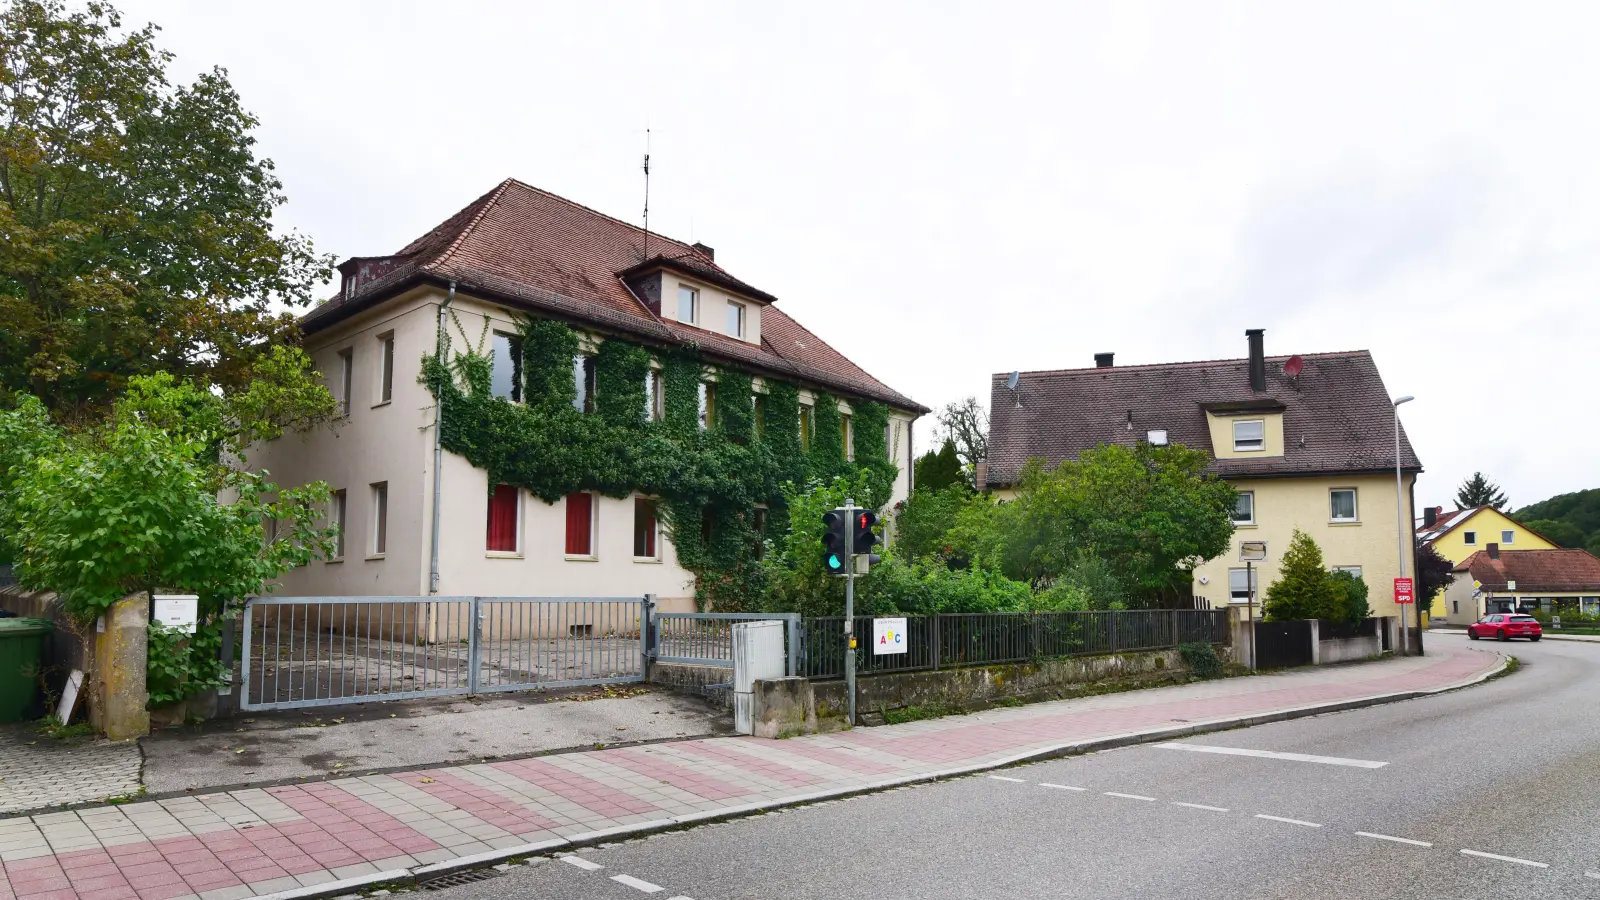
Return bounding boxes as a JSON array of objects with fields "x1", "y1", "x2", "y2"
[
  {"x1": 1239, "y1": 541, "x2": 1267, "y2": 670},
  {"x1": 1393, "y1": 395, "x2": 1415, "y2": 656}
]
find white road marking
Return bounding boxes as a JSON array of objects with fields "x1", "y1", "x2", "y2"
[
  {"x1": 1039, "y1": 783, "x2": 1086, "y2": 791},
  {"x1": 988, "y1": 776, "x2": 1026, "y2": 783},
  {"x1": 611, "y1": 874, "x2": 665, "y2": 893},
  {"x1": 1460, "y1": 849, "x2": 1548, "y2": 868},
  {"x1": 1103, "y1": 792, "x2": 1157, "y2": 802},
  {"x1": 561, "y1": 856, "x2": 604, "y2": 871},
  {"x1": 1172, "y1": 802, "x2": 1230, "y2": 812},
  {"x1": 1255, "y1": 814, "x2": 1322, "y2": 828},
  {"x1": 1355, "y1": 831, "x2": 1432, "y2": 847},
  {"x1": 1155, "y1": 742, "x2": 1387, "y2": 769}
]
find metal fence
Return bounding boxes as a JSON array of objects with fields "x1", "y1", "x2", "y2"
[
  {"x1": 652, "y1": 612, "x2": 800, "y2": 674},
  {"x1": 241, "y1": 596, "x2": 647, "y2": 711},
  {"x1": 798, "y1": 609, "x2": 1229, "y2": 680}
]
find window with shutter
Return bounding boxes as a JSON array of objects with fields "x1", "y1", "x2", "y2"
[
  {"x1": 565, "y1": 492, "x2": 595, "y2": 557},
  {"x1": 486, "y1": 484, "x2": 519, "y2": 553}
]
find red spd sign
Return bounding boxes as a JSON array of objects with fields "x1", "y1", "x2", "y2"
[{"x1": 1394, "y1": 577, "x2": 1415, "y2": 605}]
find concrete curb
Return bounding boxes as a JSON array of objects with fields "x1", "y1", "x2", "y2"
[{"x1": 251, "y1": 651, "x2": 1509, "y2": 900}]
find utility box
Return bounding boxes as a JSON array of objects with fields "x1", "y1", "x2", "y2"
[{"x1": 732, "y1": 621, "x2": 787, "y2": 735}]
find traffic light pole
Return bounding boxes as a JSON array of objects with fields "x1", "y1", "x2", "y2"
[{"x1": 843, "y1": 497, "x2": 857, "y2": 727}]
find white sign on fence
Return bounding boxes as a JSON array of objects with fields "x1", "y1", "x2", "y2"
[
  {"x1": 873, "y1": 617, "x2": 907, "y2": 655},
  {"x1": 152, "y1": 594, "x2": 199, "y2": 634}
]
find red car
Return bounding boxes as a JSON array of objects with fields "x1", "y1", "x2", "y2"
[{"x1": 1467, "y1": 613, "x2": 1543, "y2": 642}]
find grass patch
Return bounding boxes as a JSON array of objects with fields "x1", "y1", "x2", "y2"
[{"x1": 36, "y1": 715, "x2": 97, "y2": 744}]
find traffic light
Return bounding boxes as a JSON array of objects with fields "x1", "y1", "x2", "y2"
[
  {"x1": 821, "y1": 509, "x2": 849, "y2": 575},
  {"x1": 853, "y1": 510, "x2": 881, "y2": 559}
]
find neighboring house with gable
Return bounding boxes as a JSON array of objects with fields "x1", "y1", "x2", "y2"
[
  {"x1": 984, "y1": 330, "x2": 1422, "y2": 619},
  {"x1": 250, "y1": 178, "x2": 926, "y2": 611},
  {"x1": 1416, "y1": 505, "x2": 1560, "y2": 620},
  {"x1": 1438, "y1": 545, "x2": 1600, "y2": 623}
]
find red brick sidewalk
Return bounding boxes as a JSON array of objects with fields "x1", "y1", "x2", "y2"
[{"x1": 0, "y1": 645, "x2": 1501, "y2": 900}]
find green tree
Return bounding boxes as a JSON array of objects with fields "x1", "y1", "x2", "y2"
[
  {"x1": 894, "y1": 483, "x2": 980, "y2": 564},
  {"x1": 1326, "y1": 570, "x2": 1371, "y2": 630},
  {"x1": 950, "y1": 443, "x2": 1238, "y2": 606},
  {"x1": 1262, "y1": 529, "x2": 1339, "y2": 622},
  {"x1": 1455, "y1": 472, "x2": 1510, "y2": 511},
  {"x1": 1524, "y1": 519, "x2": 1585, "y2": 549},
  {"x1": 934, "y1": 397, "x2": 988, "y2": 478},
  {"x1": 0, "y1": 0, "x2": 333, "y2": 419},
  {"x1": 914, "y1": 439, "x2": 965, "y2": 493}
]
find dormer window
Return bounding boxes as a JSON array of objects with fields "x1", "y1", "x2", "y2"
[
  {"x1": 727, "y1": 301, "x2": 746, "y2": 339},
  {"x1": 1233, "y1": 419, "x2": 1264, "y2": 452},
  {"x1": 678, "y1": 285, "x2": 699, "y2": 325}
]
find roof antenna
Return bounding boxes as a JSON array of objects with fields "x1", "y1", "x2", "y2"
[
  {"x1": 1006, "y1": 371, "x2": 1021, "y2": 407},
  {"x1": 641, "y1": 127, "x2": 651, "y2": 263}
]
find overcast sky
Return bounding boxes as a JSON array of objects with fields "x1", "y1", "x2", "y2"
[{"x1": 120, "y1": 0, "x2": 1597, "y2": 511}]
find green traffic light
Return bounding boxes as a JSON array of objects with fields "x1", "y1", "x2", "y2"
[{"x1": 827, "y1": 555, "x2": 841, "y2": 570}]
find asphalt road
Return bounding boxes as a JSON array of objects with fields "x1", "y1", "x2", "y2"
[{"x1": 432, "y1": 633, "x2": 1600, "y2": 899}]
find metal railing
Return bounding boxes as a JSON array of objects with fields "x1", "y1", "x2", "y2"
[
  {"x1": 652, "y1": 612, "x2": 800, "y2": 675},
  {"x1": 798, "y1": 609, "x2": 1230, "y2": 680},
  {"x1": 241, "y1": 595, "x2": 647, "y2": 711}
]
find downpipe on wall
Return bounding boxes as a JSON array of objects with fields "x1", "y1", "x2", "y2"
[{"x1": 429, "y1": 281, "x2": 456, "y2": 595}]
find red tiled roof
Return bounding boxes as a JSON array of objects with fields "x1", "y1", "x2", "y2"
[
  {"x1": 985, "y1": 348, "x2": 1422, "y2": 485},
  {"x1": 1453, "y1": 549, "x2": 1600, "y2": 593},
  {"x1": 304, "y1": 179, "x2": 924, "y2": 412},
  {"x1": 1416, "y1": 507, "x2": 1476, "y2": 543}
]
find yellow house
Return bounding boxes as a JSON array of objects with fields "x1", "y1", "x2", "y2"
[
  {"x1": 1437, "y1": 546, "x2": 1600, "y2": 624},
  {"x1": 1417, "y1": 506, "x2": 1562, "y2": 622},
  {"x1": 985, "y1": 330, "x2": 1422, "y2": 624}
]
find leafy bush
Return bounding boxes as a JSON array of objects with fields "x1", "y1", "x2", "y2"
[
  {"x1": 146, "y1": 623, "x2": 228, "y2": 708},
  {"x1": 862, "y1": 558, "x2": 1032, "y2": 616},
  {"x1": 1263, "y1": 529, "x2": 1338, "y2": 622},
  {"x1": 893, "y1": 484, "x2": 979, "y2": 564},
  {"x1": 1179, "y1": 642, "x2": 1223, "y2": 679},
  {"x1": 1326, "y1": 570, "x2": 1372, "y2": 629}
]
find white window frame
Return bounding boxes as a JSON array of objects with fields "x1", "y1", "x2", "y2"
[
  {"x1": 1228, "y1": 567, "x2": 1258, "y2": 604},
  {"x1": 336, "y1": 348, "x2": 354, "y2": 418},
  {"x1": 698, "y1": 381, "x2": 715, "y2": 431},
  {"x1": 1463, "y1": 530, "x2": 1477, "y2": 546},
  {"x1": 573, "y1": 355, "x2": 595, "y2": 413},
  {"x1": 1502, "y1": 530, "x2": 1514, "y2": 545},
  {"x1": 491, "y1": 331, "x2": 522, "y2": 402},
  {"x1": 1332, "y1": 565, "x2": 1363, "y2": 579},
  {"x1": 678, "y1": 284, "x2": 699, "y2": 325},
  {"x1": 645, "y1": 368, "x2": 664, "y2": 421},
  {"x1": 1232, "y1": 419, "x2": 1265, "y2": 452},
  {"x1": 369, "y1": 482, "x2": 388, "y2": 558},
  {"x1": 565, "y1": 491, "x2": 599, "y2": 561},
  {"x1": 727, "y1": 300, "x2": 746, "y2": 338},
  {"x1": 329, "y1": 489, "x2": 347, "y2": 562},
  {"x1": 376, "y1": 332, "x2": 395, "y2": 406},
  {"x1": 485, "y1": 484, "x2": 524, "y2": 558},
  {"x1": 1330, "y1": 488, "x2": 1359, "y2": 523},
  {"x1": 633, "y1": 496, "x2": 661, "y2": 562},
  {"x1": 842, "y1": 413, "x2": 854, "y2": 462},
  {"x1": 1232, "y1": 491, "x2": 1255, "y2": 525}
]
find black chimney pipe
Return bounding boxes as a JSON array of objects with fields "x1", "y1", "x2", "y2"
[
  {"x1": 1246, "y1": 329, "x2": 1265, "y2": 392},
  {"x1": 1094, "y1": 352, "x2": 1114, "y2": 368},
  {"x1": 1423, "y1": 507, "x2": 1439, "y2": 528}
]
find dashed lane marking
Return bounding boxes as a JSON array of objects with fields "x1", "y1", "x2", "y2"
[
  {"x1": 1172, "y1": 802, "x2": 1229, "y2": 812},
  {"x1": 561, "y1": 856, "x2": 605, "y2": 871},
  {"x1": 1154, "y1": 742, "x2": 1387, "y2": 769},
  {"x1": 989, "y1": 776, "x2": 1026, "y2": 783},
  {"x1": 1460, "y1": 849, "x2": 1548, "y2": 868},
  {"x1": 1040, "y1": 783, "x2": 1087, "y2": 791},
  {"x1": 1255, "y1": 814, "x2": 1322, "y2": 828},
  {"x1": 611, "y1": 874, "x2": 666, "y2": 893},
  {"x1": 1103, "y1": 792, "x2": 1157, "y2": 802},
  {"x1": 1355, "y1": 831, "x2": 1432, "y2": 847}
]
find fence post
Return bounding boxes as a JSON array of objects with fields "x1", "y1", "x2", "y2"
[
  {"x1": 467, "y1": 597, "x2": 483, "y2": 696},
  {"x1": 240, "y1": 599, "x2": 254, "y2": 712},
  {"x1": 1170, "y1": 609, "x2": 1179, "y2": 648},
  {"x1": 642, "y1": 594, "x2": 657, "y2": 680},
  {"x1": 784, "y1": 613, "x2": 799, "y2": 677},
  {"x1": 932, "y1": 615, "x2": 941, "y2": 671},
  {"x1": 1110, "y1": 611, "x2": 1119, "y2": 653},
  {"x1": 1029, "y1": 611, "x2": 1040, "y2": 661}
]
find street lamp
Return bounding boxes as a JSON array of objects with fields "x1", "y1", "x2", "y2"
[
  {"x1": 1393, "y1": 395, "x2": 1415, "y2": 656},
  {"x1": 1240, "y1": 540, "x2": 1267, "y2": 670}
]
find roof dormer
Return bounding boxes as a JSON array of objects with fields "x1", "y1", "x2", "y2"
[{"x1": 1203, "y1": 400, "x2": 1287, "y2": 460}]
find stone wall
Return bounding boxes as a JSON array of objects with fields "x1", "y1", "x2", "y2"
[
  {"x1": 752, "y1": 648, "x2": 1195, "y2": 737},
  {"x1": 1317, "y1": 634, "x2": 1383, "y2": 665},
  {"x1": 649, "y1": 660, "x2": 734, "y2": 708}
]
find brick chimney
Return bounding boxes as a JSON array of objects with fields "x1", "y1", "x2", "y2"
[
  {"x1": 1487, "y1": 542, "x2": 1500, "y2": 560},
  {"x1": 691, "y1": 242, "x2": 715, "y2": 260}
]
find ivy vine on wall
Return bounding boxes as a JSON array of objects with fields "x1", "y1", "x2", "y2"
[{"x1": 422, "y1": 313, "x2": 899, "y2": 610}]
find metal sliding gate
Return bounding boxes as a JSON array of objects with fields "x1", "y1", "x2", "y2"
[{"x1": 241, "y1": 596, "x2": 648, "y2": 711}]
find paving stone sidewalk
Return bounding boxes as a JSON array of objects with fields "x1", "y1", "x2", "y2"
[
  {"x1": 0, "y1": 727, "x2": 142, "y2": 816},
  {"x1": 0, "y1": 645, "x2": 1499, "y2": 900}
]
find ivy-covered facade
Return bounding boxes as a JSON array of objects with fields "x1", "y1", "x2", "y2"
[{"x1": 424, "y1": 312, "x2": 900, "y2": 610}]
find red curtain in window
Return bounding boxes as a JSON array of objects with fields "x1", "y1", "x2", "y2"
[
  {"x1": 566, "y1": 492, "x2": 593, "y2": 555},
  {"x1": 486, "y1": 484, "x2": 518, "y2": 552}
]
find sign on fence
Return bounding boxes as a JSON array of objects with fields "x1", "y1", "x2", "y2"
[
  {"x1": 873, "y1": 617, "x2": 907, "y2": 655},
  {"x1": 1393, "y1": 578, "x2": 1414, "y2": 605},
  {"x1": 152, "y1": 594, "x2": 199, "y2": 633}
]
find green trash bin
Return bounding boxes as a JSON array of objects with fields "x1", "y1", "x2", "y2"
[{"x1": 0, "y1": 617, "x2": 53, "y2": 723}]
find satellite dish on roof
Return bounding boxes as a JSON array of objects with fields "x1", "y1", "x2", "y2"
[
  {"x1": 1006, "y1": 371, "x2": 1020, "y2": 391},
  {"x1": 1284, "y1": 355, "x2": 1304, "y2": 380}
]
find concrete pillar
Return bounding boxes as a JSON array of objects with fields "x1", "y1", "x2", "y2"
[
  {"x1": 750, "y1": 677, "x2": 817, "y2": 739},
  {"x1": 1308, "y1": 619, "x2": 1321, "y2": 665},
  {"x1": 90, "y1": 592, "x2": 150, "y2": 740}
]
